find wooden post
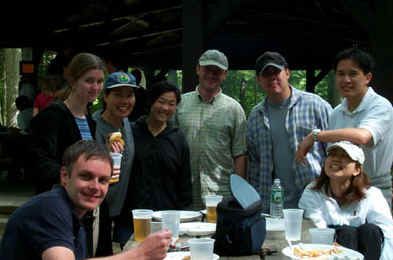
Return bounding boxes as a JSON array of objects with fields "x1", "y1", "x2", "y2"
[{"x1": 182, "y1": 0, "x2": 205, "y2": 93}]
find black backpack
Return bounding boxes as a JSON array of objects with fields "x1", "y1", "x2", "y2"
[{"x1": 213, "y1": 196, "x2": 266, "y2": 256}]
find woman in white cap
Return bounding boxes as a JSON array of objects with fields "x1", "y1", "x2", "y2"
[
  {"x1": 94, "y1": 71, "x2": 140, "y2": 248},
  {"x1": 299, "y1": 141, "x2": 393, "y2": 260}
]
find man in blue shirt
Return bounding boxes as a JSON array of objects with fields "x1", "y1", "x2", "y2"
[
  {"x1": 0, "y1": 140, "x2": 172, "y2": 260},
  {"x1": 247, "y1": 51, "x2": 332, "y2": 213}
]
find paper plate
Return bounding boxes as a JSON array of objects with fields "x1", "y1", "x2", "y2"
[
  {"x1": 265, "y1": 217, "x2": 285, "y2": 231},
  {"x1": 153, "y1": 210, "x2": 202, "y2": 223},
  {"x1": 164, "y1": 251, "x2": 219, "y2": 260},
  {"x1": 180, "y1": 222, "x2": 216, "y2": 236},
  {"x1": 282, "y1": 243, "x2": 364, "y2": 260}
]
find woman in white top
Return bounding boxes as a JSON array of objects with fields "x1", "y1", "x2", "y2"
[{"x1": 299, "y1": 141, "x2": 393, "y2": 260}]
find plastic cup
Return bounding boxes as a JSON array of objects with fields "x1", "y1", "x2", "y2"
[
  {"x1": 110, "y1": 152, "x2": 122, "y2": 184},
  {"x1": 161, "y1": 211, "x2": 180, "y2": 239},
  {"x1": 188, "y1": 238, "x2": 215, "y2": 260},
  {"x1": 204, "y1": 195, "x2": 223, "y2": 223},
  {"x1": 283, "y1": 209, "x2": 304, "y2": 241},
  {"x1": 309, "y1": 228, "x2": 335, "y2": 244},
  {"x1": 151, "y1": 221, "x2": 162, "y2": 233},
  {"x1": 132, "y1": 209, "x2": 153, "y2": 241}
]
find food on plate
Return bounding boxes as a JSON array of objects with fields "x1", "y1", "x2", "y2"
[
  {"x1": 293, "y1": 245, "x2": 343, "y2": 258},
  {"x1": 107, "y1": 132, "x2": 125, "y2": 147},
  {"x1": 181, "y1": 255, "x2": 190, "y2": 260}
]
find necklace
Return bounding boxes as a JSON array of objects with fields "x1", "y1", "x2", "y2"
[{"x1": 148, "y1": 122, "x2": 166, "y2": 137}]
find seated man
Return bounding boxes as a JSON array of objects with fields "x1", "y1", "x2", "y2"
[{"x1": 0, "y1": 140, "x2": 172, "y2": 260}]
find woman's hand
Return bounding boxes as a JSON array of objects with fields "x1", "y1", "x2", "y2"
[{"x1": 110, "y1": 141, "x2": 124, "y2": 153}]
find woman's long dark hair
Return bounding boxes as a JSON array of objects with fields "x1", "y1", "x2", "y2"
[{"x1": 312, "y1": 148, "x2": 370, "y2": 206}]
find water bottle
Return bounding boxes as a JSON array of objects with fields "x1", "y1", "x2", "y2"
[{"x1": 270, "y1": 178, "x2": 284, "y2": 218}]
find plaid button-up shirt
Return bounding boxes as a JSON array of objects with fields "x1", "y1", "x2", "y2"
[
  {"x1": 175, "y1": 87, "x2": 247, "y2": 209},
  {"x1": 246, "y1": 86, "x2": 332, "y2": 213}
]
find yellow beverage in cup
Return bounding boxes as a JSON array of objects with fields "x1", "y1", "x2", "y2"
[
  {"x1": 205, "y1": 195, "x2": 223, "y2": 223},
  {"x1": 207, "y1": 206, "x2": 217, "y2": 223},
  {"x1": 133, "y1": 218, "x2": 151, "y2": 241},
  {"x1": 132, "y1": 209, "x2": 153, "y2": 242}
]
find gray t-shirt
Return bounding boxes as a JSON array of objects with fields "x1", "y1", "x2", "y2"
[
  {"x1": 267, "y1": 97, "x2": 300, "y2": 208},
  {"x1": 93, "y1": 110, "x2": 135, "y2": 217}
]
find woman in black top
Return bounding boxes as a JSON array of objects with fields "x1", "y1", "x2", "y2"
[{"x1": 130, "y1": 81, "x2": 192, "y2": 210}]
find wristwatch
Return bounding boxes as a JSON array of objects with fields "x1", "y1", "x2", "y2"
[{"x1": 312, "y1": 129, "x2": 321, "y2": 142}]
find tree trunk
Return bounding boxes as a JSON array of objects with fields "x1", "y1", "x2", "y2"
[
  {"x1": 327, "y1": 71, "x2": 341, "y2": 108},
  {"x1": 0, "y1": 49, "x2": 5, "y2": 125},
  {"x1": 4, "y1": 48, "x2": 21, "y2": 127}
]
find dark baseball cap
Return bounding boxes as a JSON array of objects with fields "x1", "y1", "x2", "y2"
[
  {"x1": 104, "y1": 72, "x2": 139, "y2": 90},
  {"x1": 256, "y1": 51, "x2": 288, "y2": 75}
]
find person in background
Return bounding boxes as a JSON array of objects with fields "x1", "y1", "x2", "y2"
[
  {"x1": 174, "y1": 49, "x2": 247, "y2": 210},
  {"x1": 19, "y1": 75, "x2": 37, "y2": 106},
  {"x1": 33, "y1": 75, "x2": 59, "y2": 116},
  {"x1": 47, "y1": 51, "x2": 74, "y2": 102},
  {"x1": 94, "y1": 71, "x2": 140, "y2": 248},
  {"x1": 131, "y1": 81, "x2": 192, "y2": 211},
  {"x1": 30, "y1": 53, "x2": 113, "y2": 257},
  {"x1": 299, "y1": 141, "x2": 393, "y2": 260},
  {"x1": 247, "y1": 51, "x2": 332, "y2": 213},
  {"x1": 296, "y1": 48, "x2": 393, "y2": 208},
  {"x1": 0, "y1": 140, "x2": 172, "y2": 260},
  {"x1": 15, "y1": 95, "x2": 33, "y2": 134}
]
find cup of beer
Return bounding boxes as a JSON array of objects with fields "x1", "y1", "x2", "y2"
[
  {"x1": 109, "y1": 152, "x2": 122, "y2": 184},
  {"x1": 205, "y1": 195, "x2": 223, "y2": 223},
  {"x1": 132, "y1": 209, "x2": 153, "y2": 242}
]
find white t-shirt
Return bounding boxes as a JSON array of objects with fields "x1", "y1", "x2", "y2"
[
  {"x1": 299, "y1": 182, "x2": 393, "y2": 260},
  {"x1": 329, "y1": 87, "x2": 393, "y2": 188}
]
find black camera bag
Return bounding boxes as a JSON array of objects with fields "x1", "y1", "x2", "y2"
[{"x1": 213, "y1": 196, "x2": 266, "y2": 256}]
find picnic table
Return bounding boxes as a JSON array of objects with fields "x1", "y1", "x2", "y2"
[
  {"x1": 262, "y1": 218, "x2": 315, "y2": 259},
  {"x1": 123, "y1": 218, "x2": 315, "y2": 260}
]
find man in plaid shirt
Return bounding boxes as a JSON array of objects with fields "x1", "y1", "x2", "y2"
[
  {"x1": 175, "y1": 50, "x2": 247, "y2": 210},
  {"x1": 247, "y1": 51, "x2": 332, "y2": 213}
]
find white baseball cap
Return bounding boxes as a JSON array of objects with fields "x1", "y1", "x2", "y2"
[{"x1": 327, "y1": 141, "x2": 365, "y2": 164}]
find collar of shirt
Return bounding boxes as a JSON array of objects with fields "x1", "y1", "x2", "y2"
[
  {"x1": 196, "y1": 86, "x2": 222, "y2": 104},
  {"x1": 340, "y1": 87, "x2": 375, "y2": 115},
  {"x1": 258, "y1": 85, "x2": 300, "y2": 114}
]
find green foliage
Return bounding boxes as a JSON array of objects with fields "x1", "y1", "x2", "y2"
[
  {"x1": 39, "y1": 51, "x2": 57, "y2": 77},
  {"x1": 222, "y1": 70, "x2": 265, "y2": 116},
  {"x1": 89, "y1": 69, "x2": 331, "y2": 118}
]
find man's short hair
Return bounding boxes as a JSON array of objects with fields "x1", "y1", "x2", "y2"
[
  {"x1": 333, "y1": 48, "x2": 375, "y2": 75},
  {"x1": 62, "y1": 140, "x2": 113, "y2": 176}
]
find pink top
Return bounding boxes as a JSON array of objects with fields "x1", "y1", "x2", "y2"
[{"x1": 34, "y1": 93, "x2": 55, "y2": 111}]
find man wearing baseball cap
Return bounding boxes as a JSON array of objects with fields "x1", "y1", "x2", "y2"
[
  {"x1": 174, "y1": 49, "x2": 247, "y2": 210},
  {"x1": 247, "y1": 51, "x2": 333, "y2": 213}
]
